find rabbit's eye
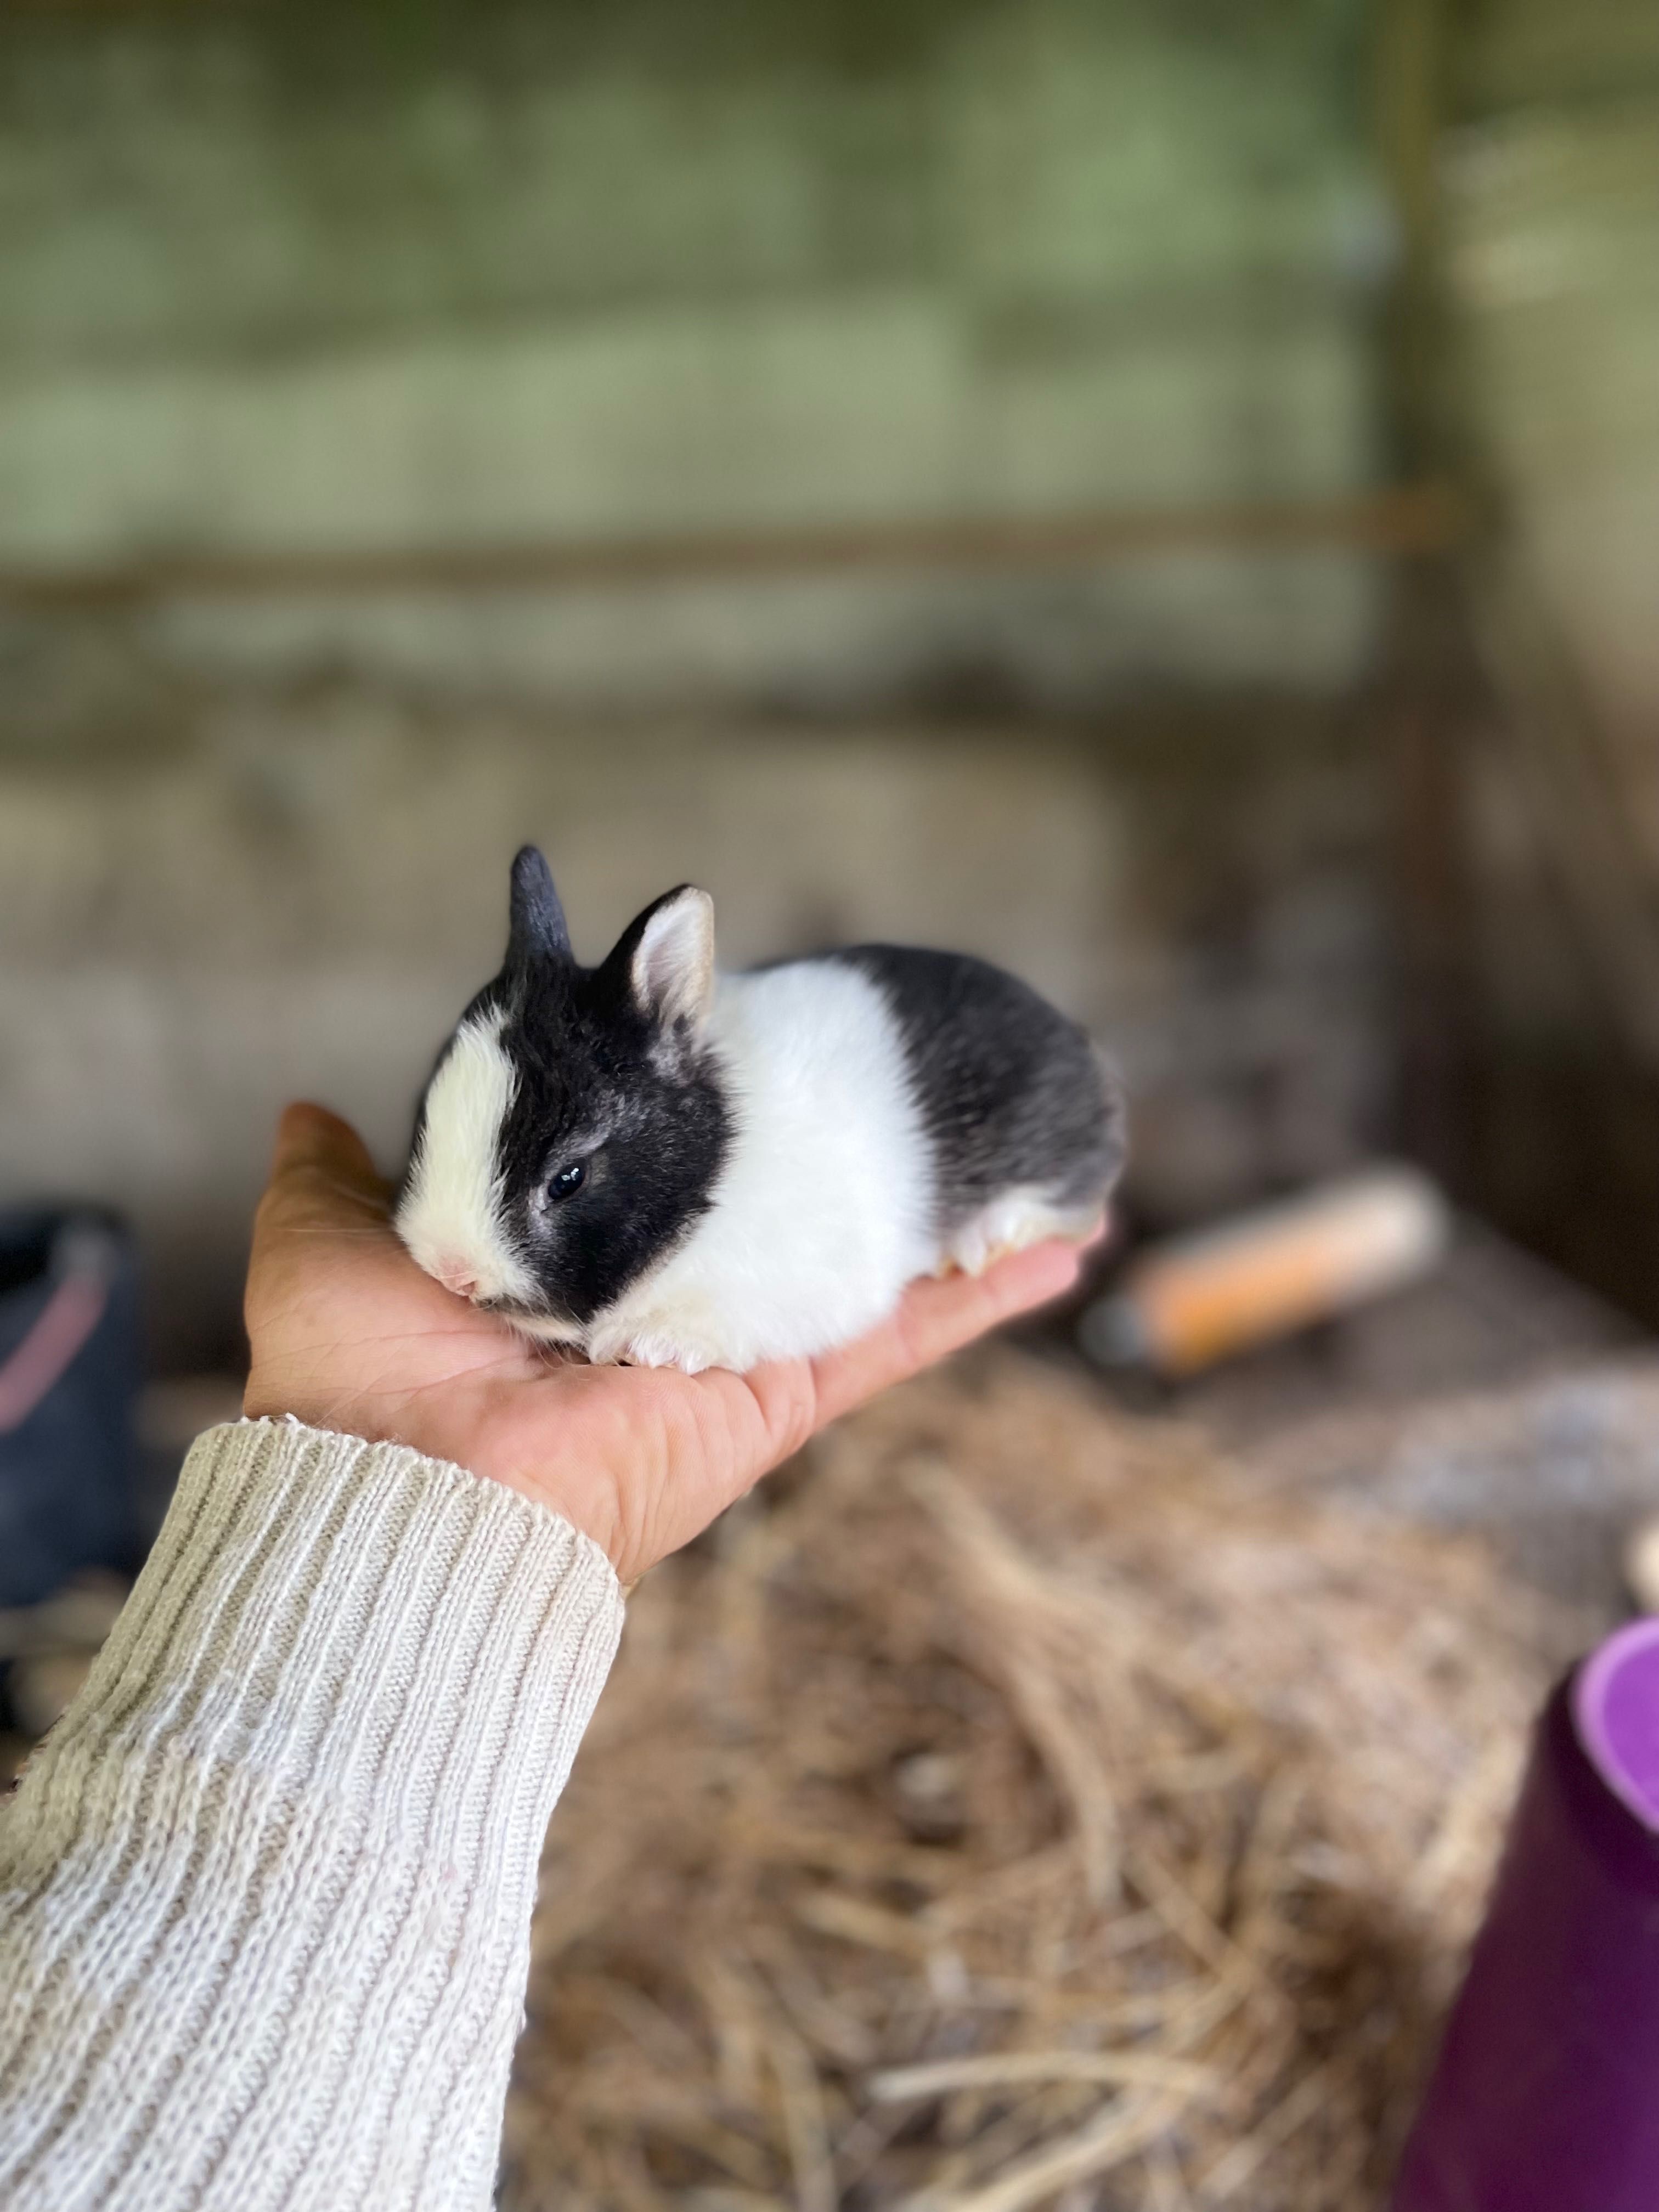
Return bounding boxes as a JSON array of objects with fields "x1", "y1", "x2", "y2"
[{"x1": 549, "y1": 1161, "x2": 587, "y2": 1201}]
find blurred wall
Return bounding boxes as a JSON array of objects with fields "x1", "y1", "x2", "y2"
[
  {"x1": 1435, "y1": 0, "x2": 1659, "y2": 1323},
  {"x1": 0, "y1": 1, "x2": 1406, "y2": 1367},
  {"x1": 0, "y1": 699, "x2": 1387, "y2": 1367},
  {"x1": 0, "y1": 0, "x2": 1385, "y2": 706},
  {"x1": 1449, "y1": 0, "x2": 1659, "y2": 742}
]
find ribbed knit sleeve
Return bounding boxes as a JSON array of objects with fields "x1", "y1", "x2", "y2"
[{"x1": 0, "y1": 1418, "x2": 626, "y2": 2212}]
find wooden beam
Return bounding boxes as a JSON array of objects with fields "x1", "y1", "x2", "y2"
[{"x1": 0, "y1": 483, "x2": 1468, "y2": 609}]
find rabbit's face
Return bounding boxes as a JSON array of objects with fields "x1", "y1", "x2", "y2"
[{"x1": 396, "y1": 856, "x2": 731, "y2": 1336}]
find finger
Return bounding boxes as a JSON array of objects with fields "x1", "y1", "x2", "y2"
[
  {"x1": 255, "y1": 1102, "x2": 394, "y2": 1251},
  {"x1": 808, "y1": 1237, "x2": 1084, "y2": 1429},
  {"x1": 269, "y1": 1101, "x2": 385, "y2": 1192}
]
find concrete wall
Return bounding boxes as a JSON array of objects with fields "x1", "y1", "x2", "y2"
[
  {"x1": 0, "y1": 695, "x2": 1387, "y2": 1366},
  {"x1": 0, "y1": 2, "x2": 1400, "y2": 1365},
  {"x1": 4, "y1": 1, "x2": 1655, "y2": 1361},
  {"x1": 0, "y1": 0, "x2": 1387, "y2": 708},
  {"x1": 1449, "y1": 0, "x2": 1659, "y2": 743}
]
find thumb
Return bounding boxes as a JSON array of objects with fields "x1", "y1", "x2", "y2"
[
  {"x1": 256, "y1": 1102, "x2": 392, "y2": 1243},
  {"x1": 268, "y1": 1101, "x2": 384, "y2": 1192}
]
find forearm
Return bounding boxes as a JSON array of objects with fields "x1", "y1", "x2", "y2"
[{"x1": 0, "y1": 1419, "x2": 624, "y2": 2212}]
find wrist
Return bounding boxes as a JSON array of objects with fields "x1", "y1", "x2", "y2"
[{"x1": 240, "y1": 1373, "x2": 633, "y2": 1576}]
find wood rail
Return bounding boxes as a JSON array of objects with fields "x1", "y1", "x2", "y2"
[{"x1": 0, "y1": 483, "x2": 1467, "y2": 608}]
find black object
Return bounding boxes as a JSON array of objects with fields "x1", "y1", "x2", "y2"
[{"x1": 0, "y1": 1206, "x2": 141, "y2": 1609}]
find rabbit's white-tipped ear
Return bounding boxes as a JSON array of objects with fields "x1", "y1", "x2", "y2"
[{"x1": 630, "y1": 886, "x2": 716, "y2": 1028}]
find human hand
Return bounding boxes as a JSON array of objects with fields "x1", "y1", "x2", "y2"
[{"x1": 244, "y1": 1103, "x2": 1094, "y2": 1584}]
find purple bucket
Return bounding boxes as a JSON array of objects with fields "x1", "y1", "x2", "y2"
[{"x1": 1393, "y1": 1621, "x2": 1659, "y2": 2211}]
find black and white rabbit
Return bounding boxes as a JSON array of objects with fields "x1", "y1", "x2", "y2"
[{"x1": 396, "y1": 847, "x2": 1124, "y2": 1373}]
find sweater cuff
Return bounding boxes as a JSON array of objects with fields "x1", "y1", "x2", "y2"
[
  {"x1": 0, "y1": 1421, "x2": 625, "y2": 2210},
  {"x1": 37, "y1": 1418, "x2": 626, "y2": 1892}
]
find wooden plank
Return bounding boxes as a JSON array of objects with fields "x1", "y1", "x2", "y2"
[{"x1": 0, "y1": 484, "x2": 1468, "y2": 608}]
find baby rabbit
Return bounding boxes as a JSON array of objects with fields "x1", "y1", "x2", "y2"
[{"x1": 396, "y1": 848, "x2": 1124, "y2": 1373}]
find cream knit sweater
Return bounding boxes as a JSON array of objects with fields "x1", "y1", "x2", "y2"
[{"x1": 0, "y1": 1417, "x2": 627, "y2": 2211}]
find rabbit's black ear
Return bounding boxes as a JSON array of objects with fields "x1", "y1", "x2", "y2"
[
  {"x1": 507, "y1": 845, "x2": 572, "y2": 964},
  {"x1": 607, "y1": 885, "x2": 716, "y2": 1028}
]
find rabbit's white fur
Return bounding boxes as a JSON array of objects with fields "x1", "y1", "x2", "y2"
[
  {"x1": 583, "y1": 959, "x2": 935, "y2": 1371},
  {"x1": 398, "y1": 1008, "x2": 540, "y2": 1309},
  {"x1": 943, "y1": 1183, "x2": 1100, "y2": 1278}
]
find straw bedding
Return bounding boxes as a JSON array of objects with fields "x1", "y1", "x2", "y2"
[{"x1": 502, "y1": 1354, "x2": 1575, "y2": 2212}]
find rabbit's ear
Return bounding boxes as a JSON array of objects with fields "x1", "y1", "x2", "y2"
[
  {"x1": 507, "y1": 845, "x2": 573, "y2": 964},
  {"x1": 610, "y1": 885, "x2": 716, "y2": 1029}
]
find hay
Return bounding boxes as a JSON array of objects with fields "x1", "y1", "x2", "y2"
[{"x1": 502, "y1": 1354, "x2": 1575, "y2": 2212}]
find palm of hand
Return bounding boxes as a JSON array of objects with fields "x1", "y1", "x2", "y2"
[{"x1": 244, "y1": 1104, "x2": 1089, "y2": 1584}]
